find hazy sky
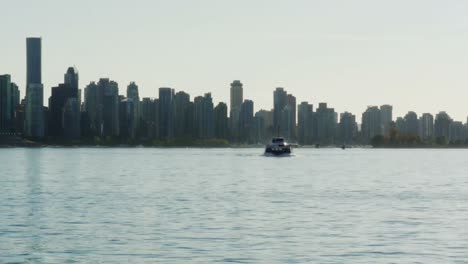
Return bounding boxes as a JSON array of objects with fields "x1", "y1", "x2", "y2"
[{"x1": 2, "y1": 0, "x2": 468, "y2": 122}]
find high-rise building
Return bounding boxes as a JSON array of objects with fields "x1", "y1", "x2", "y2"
[
  {"x1": 158, "y1": 87, "x2": 174, "y2": 139},
  {"x1": 26, "y1": 38, "x2": 41, "y2": 85},
  {"x1": 253, "y1": 109, "x2": 273, "y2": 143},
  {"x1": 62, "y1": 98, "x2": 81, "y2": 139},
  {"x1": 298, "y1": 102, "x2": 313, "y2": 145},
  {"x1": 339, "y1": 112, "x2": 357, "y2": 145},
  {"x1": 380, "y1": 104, "x2": 393, "y2": 135},
  {"x1": 361, "y1": 106, "x2": 382, "y2": 142},
  {"x1": 102, "y1": 80, "x2": 120, "y2": 137},
  {"x1": 404, "y1": 111, "x2": 418, "y2": 135},
  {"x1": 239, "y1": 99, "x2": 254, "y2": 143},
  {"x1": 126, "y1": 82, "x2": 140, "y2": 138},
  {"x1": 140, "y1": 97, "x2": 158, "y2": 139},
  {"x1": 214, "y1": 102, "x2": 228, "y2": 139},
  {"x1": 49, "y1": 83, "x2": 74, "y2": 136},
  {"x1": 316, "y1": 103, "x2": 336, "y2": 145},
  {"x1": 64, "y1": 67, "x2": 79, "y2": 96},
  {"x1": 25, "y1": 37, "x2": 44, "y2": 138},
  {"x1": 194, "y1": 93, "x2": 214, "y2": 139},
  {"x1": 83, "y1": 78, "x2": 119, "y2": 137},
  {"x1": 449, "y1": 121, "x2": 465, "y2": 142},
  {"x1": 273, "y1": 87, "x2": 287, "y2": 135},
  {"x1": 174, "y1": 91, "x2": 191, "y2": 138},
  {"x1": 118, "y1": 98, "x2": 136, "y2": 140},
  {"x1": 0, "y1": 75, "x2": 14, "y2": 133},
  {"x1": 230, "y1": 80, "x2": 243, "y2": 142},
  {"x1": 419, "y1": 113, "x2": 434, "y2": 141},
  {"x1": 434, "y1": 111, "x2": 451, "y2": 142}
]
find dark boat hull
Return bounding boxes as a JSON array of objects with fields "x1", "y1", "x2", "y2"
[{"x1": 265, "y1": 147, "x2": 291, "y2": 155}]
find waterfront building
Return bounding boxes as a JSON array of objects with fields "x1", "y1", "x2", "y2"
[
  {"x1": 404, "y1": 111, "x2": 418, "y2": 135},
  {"x1": 449, "y1": 121, "x2": 465, "y2": 142},
  {"x1": 239, "y1": 99, "x2": 254, "y2": 143},
  {"x1": 273, "y1": 87, "x2": 287, "y2": 135},
  {"x1": 173, "y1": 91, "x2": 191, "y2": 139},
  {"x1": 339, "y1": 112, "x2": 357, "y2": 145},
  {"x1": 194, "y1": 93, "x2": 214, "y2": 139},
  {"x1": 434, "y1": 111, "x2": 452, "y2": 142},
  {"x1": 158, "y1": 87, "x2": 174, "y2": 139},
  {"x1": 315, "y1": 103, "x2": 336, "y2": 145},
  {"x1": 380, "y1": 104, "x2": 393, "y2": 135},
  {"x1": 25, "y1": 37, "x2": 44, "y2": 138},
  {"x1": 297, "y1": 102, "x2": 313, "y2": 145},
  {"x1": 214, "y1": 102, "x2": 228, "y2": 139},
  {"x1": 62, "y1": 98, "x2": 81, "y2": 139},
  {"x1": 361, "y1": 106, "x2": 382, "y2": 142},
  {"x1": 127, "y1": 82, "x2": 140, "y2": 137},
  {"x1": 253, "y1": 109, "x2": 273, "y2": 143},
  {"x1": 419, "y1": 113, "x2": 433, "y2": 141},
  {"x1": 0, "y1": 75, "x2": 15, "y2": 133},
  {"x1": 118, "y1": 98, "x2": 136, "y2": 140},
  {"x1": 229, "y1": 80, "x2": 243, "y2": 142}
]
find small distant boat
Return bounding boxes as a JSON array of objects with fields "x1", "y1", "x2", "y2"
[{"x1": 265, "y1": 137, "x2": 292, "y2": 156}]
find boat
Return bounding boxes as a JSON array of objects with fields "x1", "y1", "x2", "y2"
[{"x1": 265, "y1": 137, "x2": 292, "y2": 156}]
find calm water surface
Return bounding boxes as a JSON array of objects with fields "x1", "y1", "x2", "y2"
[{"x1": 1, "y1": 148, "x2": 468, "y2": 263}]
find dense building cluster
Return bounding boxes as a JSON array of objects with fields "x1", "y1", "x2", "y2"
[{"x1": 1, "y1": 37, "x2": 468, "y2": 146}]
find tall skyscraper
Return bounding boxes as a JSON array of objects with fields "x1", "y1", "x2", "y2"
[
  {"x1": 239, "y1": 99, "x2": 254, "y2": 143},
  {"x1": 0, "y1": 75, "x2": 13, "y2": 132},
  {"x1": 339, "y1": 112, "x2": 357, "y2": 145},
  {"x1": 315, "y1": 103, "x2": 336, "y2": 145},
  {"x1": 419, "y1": 113, "x2": 434, "y2": 141},
  {"x1": 273, "y1": 87, "x2": 287, "y2": 136},
  {"x1": 159, "y1": 87, "x2": 175, "y2": 139},
  {"x1": 173, "y1": 91, "x2": 191, "y2": 138},
  {"x1": 434, "y1": 111, "x2": 451, "y2": 142},
  {"x1": 380, "y1": 104, "x2": 393, "y2": 135},
  {"x1": 64, "y1": 67, "x2": 79, "y2": 96},
  {"x1": 361, "y1": 106, "x2": 382, "y2": 142},
  {"x1": 298, "y1": 102, "x2": 313, "y2": 145},
  {"x1": 230, "y1": 80, "x2": 243, "y2": 115},
  {"x1": 229, "y1": 80, "x2": 243, "y2": 141},
  {"x1": 25, "y1": 37, "x2": 44, "y2": 138},
  {"x1": 194, "y1": 93, "x2": 214, "y2": 139},
  {"x1": 404, "y1": 111, "x2": 418, "y2": 135},
  {"x1": 127, "y1": 82, "x2": 140, "y2": 137},
  {"x1": 214, "y1": 102, "x2": 228, "y2": 139}
]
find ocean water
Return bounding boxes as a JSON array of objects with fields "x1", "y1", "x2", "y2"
[{"x1": 1, "y1": 148, "x2": 468, "y2": 263}]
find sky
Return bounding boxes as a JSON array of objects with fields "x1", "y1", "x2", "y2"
[{"x1": 2, "y1": 0, "x2": 468, "y2": 122}]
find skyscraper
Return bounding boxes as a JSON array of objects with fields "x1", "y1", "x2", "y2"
[
  {"x1": 194, "y1": 93, "x2": 214, "y2": 139},
  {"x1": 380, "y1": 104, "x2": 393, "y2": 135},
  {"x1": 361, "y1": 106, "x2": 382, "y2": 142},
  {"x1": 25, "y1": 37, "x2": 44, "y2": 138},
  {"x1": 273, "y1": 87, "x2": 287, "y2": 136},
  {"x1": 127, "y1": 82, "x2": 140, "y2": 137},
  {"x1": 214, "y1": 102, "x2": 228, "y2": 139},
  {"x1": 64, "y1": 67, "x2": 79, "y2": 96},
  {"x1": 339, "y1": 112, "x2": 357, "y2": 145},
  {"x1": 404, "y1": 111, "x2": 418, "y2": 135},
  {"x1": 230, "y1": 80, "x2": 243, "y2": 141},
  {"x1": 298, "y1": 102, "x2": 313, "y2": 145},
  {"x1": 159, "y1": 87, "x2": 175, "y2": 139},
  {"x1": 434, "y1": 111, "x2": 451, "y2": 142},
  {"x1": 315, "y1": 103, "x2": 336, "y2": 145},
  {"x1": 239, "y1": 99, "x2": 254, "y2": 143},
  {"x1": 173, "y1": 91, "x2": 191, "y2": 138},
  {"x1": 419, "y1": 113, "x2": 434, "y2": 141},
  {"x1": 0, "y1": 75, "x2": 13, "y2": 132}
]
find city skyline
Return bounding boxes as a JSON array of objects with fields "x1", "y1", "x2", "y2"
[
  {"x1": 3, "y1": 1, "x2": 468, "y2": 122},
  {"x1": 2, "y1": 36, "x2": 468, "y2": 146}
]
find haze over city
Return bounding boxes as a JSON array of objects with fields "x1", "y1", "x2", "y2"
[{"x1": 2, "y1": 0, "x2": 468, "y2": 121}]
